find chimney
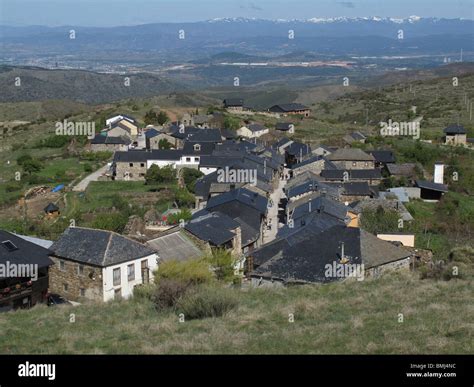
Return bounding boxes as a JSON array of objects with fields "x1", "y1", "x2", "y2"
[
  {"x1": 341, "y1": 242, "x2": 345, "y2": 260},
  {"x1": 434, "y1": 162, "x2": 444, "y2": 184}
]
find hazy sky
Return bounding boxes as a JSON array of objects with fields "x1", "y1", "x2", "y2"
[{"x1": 1, "y1": 0, "x2": 473, "y2": 26}]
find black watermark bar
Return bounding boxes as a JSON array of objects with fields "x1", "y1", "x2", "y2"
[{"x1": 0, "y1": 355, "x2": 472, "y2": 386}]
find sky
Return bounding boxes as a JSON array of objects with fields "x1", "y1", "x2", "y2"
[{"x1": 1, "y1": 0, "x2": 473, "y2": 27}]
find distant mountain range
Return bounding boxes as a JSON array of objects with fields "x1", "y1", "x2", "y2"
[{"x1": 1, "y1": 17, "x2": 472, "y2": 58}]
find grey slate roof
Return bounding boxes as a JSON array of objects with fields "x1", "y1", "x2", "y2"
[
  {"x1": 186, "y1": 211, "x2": 240, "y2": 246},
  {"x1": 275, "y1": 122, "x2": 294, "y2": 131},
  {"x1": 51, "y1": 227, "x2": 156, "y2": 267},
  {"x1": 207, "y1": 188, "x2": 268, "y2": 215},
  {"x1": 223, "y1": 98, "x2": 244, "y2": 107},
  {"x1": 327, "y1": 148, "x2": 374, "y2": 162},
  {"x1": 146, "y1": 230, "x2": 202, "y2": 262},
  {"x1": 0, "y1": 230, "x2": 54, "y2": 269},
  {"x1": 269, "y1": 103, "x2": 309, "y2": 112},
  {"x1": 321, "y1": 169, "x2": 382, "y2": 180},
  {"x1": 251, "y1": 225, "x2": 412, "y2": 284},
  {"x1": 443, "y1": 124, "x2": 467, "y2": 134},
  {"x1": 415, "y1": 180, "x2": 448, "y2": 192},
  {"x1": 367, "y1": 150, "x2": 396, "y2": 164}
]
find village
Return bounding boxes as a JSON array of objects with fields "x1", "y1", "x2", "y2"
[{"x1": 1, "y1": 97, "x2": 469, "y2": 310}]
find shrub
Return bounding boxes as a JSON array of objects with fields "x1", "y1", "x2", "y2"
[
  {"x1": 83, "y1": 163, "x2": 93, "y2": 173},
  {"x1": 176, "y1": 286, "x2": 238, "y2": 320},
  {"x1": 145, "y1": 165, "x2": 175, "y2": 184},
  {"x1": 152, "y1": 279, "x2": 189, "y2": 310},
  {"x1": 154, "y1": 259, "x2": 213, "y2": 287},
  {"x1": 133, "y1": 283, "x2": 156, "y2": 301},
  {"x1": 205, "y1": 248, "x2": 237, "y2": 282},
  {"x1": 91, "y1": 213, "x2": 128, "y2": 233}
]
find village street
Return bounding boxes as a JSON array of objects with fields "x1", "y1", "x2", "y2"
[{"x1": 262, "y1": 169, "x2": 289, "y2": 244}]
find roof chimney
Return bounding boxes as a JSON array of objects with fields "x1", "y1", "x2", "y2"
[{"x1": 434, "y1": 162, "x2": 444, "y2": 184}]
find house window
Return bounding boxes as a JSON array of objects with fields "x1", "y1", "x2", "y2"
[
  {"x1": 77, "y1": 264, "x2": 84, "y2": 276},
  {"x1": 186, "y1": 157, "x2": 191, "y2": 162},
  {"x1": 80, "y1": 288, "x2": 85, "y2": 297},
  {"x1": 194, "y1": 157, "x2": 199, "y2": 162},
  {"x1": 63, "y1": 283, "x2": 68, "y2": 292},
  {"x1": 129, "y1": 163, "x2": 134, "y2": 167},
  {"x1": 127, "y1": 264, "x2": 135, "y2": 282},
  {"x1": 114, "y1": 288, "x2": 122, "y2": 300},
  {"x1": 113, "y1": 268, "x2": 121, "y2": 286},
  {"x1": 59, "y1": 260, "x2": 65, "y2": 271},
  {"x1": 352, "y1": 162, "x2": 357, "y2": 167},
  {"x1": 140, "y1": 163, "x2": 145, "y2": 167},
  {"x1": 193, "y1": 144, "x2": 201, "y2": 151}
]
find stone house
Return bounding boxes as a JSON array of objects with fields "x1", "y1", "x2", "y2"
[
  {"x1": 326, "y1": 148, "x2": 375, "y2": 170},
  {"x1": 49, "y1": 227, "x2": 158, "y2": 302}
]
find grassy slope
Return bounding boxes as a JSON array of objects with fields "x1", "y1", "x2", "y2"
[{"x1": 0, "y1": 271, "x2": 473, "y2": 354}]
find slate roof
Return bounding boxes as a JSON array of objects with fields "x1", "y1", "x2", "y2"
[
  {"x1": 367, "y1": 150, "x2": 396, "y2": 164},
  {"x1": 170, "y1": 126, "x2": 200, "y2": 140},
  {"x1": 290, "y1": 196, "x2": 348, "y2": 222},
  {"x1": 251, "y1": 225, "x2": 412, "y2": 284},
  {"x1": 13, "y1": 234, "x2": 53, "y2": 249},
  {"x1": 269, "y1": 103, "x2": 309, "y2": 112},
  {"x1": 345, "y1": 131, "x2": 366, "y2": 141},
  {"x1": 0, "y1": 230, "x2": 54, "y2": 269},
  {"x1": 223, "y1": 98, "x2": 244, "y2": 107},
  {"x1": 146, "y1": 230, "x2": 203, "y2": 262},
  {"x1": 246, "y1": 124, "x2": 267, "y2": 133},
  {"x1": 321, "y1": 169, "x2": 382, "y2": 180},
  {"x1": 44, "y1": 203, "x2": 59, "y2": 213},
  {"x1": 182, "y1": 142, "x2": 216, "y2": 155},
  {"x1": 275, "y1": 122, "x2": 294, "y2": 131},
  {"x1": 144, "y1": 128, "x2": 161, "y2": 139},
  {"x1": 273, "y1": 137, "x2": 293, "y2": 149},
  {"x1": 415, "y1": 180, "x2": 448, "y2": 192},
  {"x1": 186, "y1": 129, "x2": 222, "y2": 143},
  {"x1": 91, "y1": 134, "x2": 131, "y2": 145},
  {"x1": 186, "y1": 211, "x2": 240, "y2": 246},
  {"x1": 51, "y1": 227, "x2": 156, "y2": 267},
  {"x1": 206, "y1": 188, "x2": 268, "y2": 215},
  {"x1": 113, "y1": 150, "x2": 183, "y2": 163},
  {"x1": 386, "y1": 163, "x2": 418, "y2": 177},
  {"x1": 286, "y1": 142, "x2": 311, "y2": 157},
  {"x1": 443, "y1": 124, "x2": 467, "y2": 134},
  {"x1": 290, "y1": 155, "x2": 322, "y2": 170},
  {"x1": 327, "y1": 148, "x2": 374, "y2": 161}
]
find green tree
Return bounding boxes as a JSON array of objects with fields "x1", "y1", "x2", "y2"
[
  {"x1": 145, "y1": 165, "x2": 175, "y2": 184},
  {"x1": 157, "y1": 111, "x2": 169, "y2": 125},
  {"x1": 22, "y1": 159, "x2": 43, "y2": 174},
  {"x1": 223, "y1": 116, "x2": 240, "y2": 130},
  {"x1": 144, "y1": 110, "x2": 158, "y2": 125},
  {"x1": 205, "y1": 248, "x2": 237, "y2": 282},
  {"x1": 158, "y1": 139, "x2": 172, "y2": 149},
  {"x1": 182, "y1": 168, "x2": 204, "y2": 193}
]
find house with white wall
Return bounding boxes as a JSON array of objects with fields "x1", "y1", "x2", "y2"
[{"x1": 49, "y1": 227, "x2": 158, "y2": 302}]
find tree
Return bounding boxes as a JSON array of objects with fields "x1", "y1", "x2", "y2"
[
  {"x1": 182, "y1": 168, "x2": 204, "y2": 193},
  {"x1": 157, "y1": 111, "x2": 169, "y2": 125},
  {"x1": 145, "y1": 165, "x2": 175, "y2": 184},
  {"x1": 158, "y1": 139, "x2": 172, "y2": 150},
  {"x1": 22, "y1": 159, "x2": 43, "y2": 174},
  {"x1": 205, "y1": 248, "x2": 237, "y2": 282},
  {"x1": 144, "y1": 110, "x2": 158, "y2": 125},
  {"x1": 223, "y1": 116, "x2": 240, "y2": 130}
]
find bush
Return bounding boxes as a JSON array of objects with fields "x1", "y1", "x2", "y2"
[
  {"x1": 176, "y1": 286, "x2": 238, "y2": 320},
  {"x1": 154, "y1": 259, "x2": 213, "y2": 287},
  {"x1": 83, "y1": 163, "x2": 93, "y2": 173},
  {"x1": 205, "y1": 248, "x2": 237, "y2": 282},
  {"x1": 91, "y1": 213, "x2": 128, "y2": 233},
  {"x1": 174, "y1": 188, "x2": 195, "y2": 207},
  {"x1": 152, "y1": 279, "x2": 189, "y2": 310},
  {"x1": 133, "y1": 283, "x2": 156, "y2": 300},
  {"x1": 182, "y1": 168, "x2": 204, "y2": 193},
  {"x1": 145, "y1": 165, "x2": 175, "y2": 184}
]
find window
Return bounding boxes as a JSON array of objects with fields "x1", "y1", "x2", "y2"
[
  {"x1": 80, "y1": 288, "x2": 85, "y2": 297},
  {"x1": 63, "y1": 283, "x2": 68, "y2": 292},
  {"x1": 352, "y1": 162, "x2": 357, "y2": 167},
  {"x1": 194, "y1": 157, "x2": 199, "y2": 162},
  {"x1": 127, "y1": 264, "x2": 135, "y2": 282},
  {"x1": 140, "y1": 163, "x2": 145, "y2": 167},
  {"x1": 59, "y1": 260, "x2": 65, "y2": 271},
  {"x1": 114, "y1": 288, "x2": 122, "y2": 300},
  {"x1": 186, "y1": 157, "x2": 191, "y2": 162},
  {"x1": 1, "y1": 240, "x2": 18, "y2": 252},
  {"x1": 78, "y1": 264, "x2": 84, "y2": 276},
  {"x1": 129, "y1": 163, "x2": 134, "y2": 167},
  {"x1": 113, "y1": 268, "x2": 121, "y2": 286},
  {"x1": 193, "y1": 144, "x2": 201, "y2": 151}
]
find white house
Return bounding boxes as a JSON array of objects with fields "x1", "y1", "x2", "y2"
[
  {"x1": 237, "y1": 123, "x2": 269, "y2": 138},
  {"x1": 49, "y1": 227, "x2": 159, "y2": 303}
]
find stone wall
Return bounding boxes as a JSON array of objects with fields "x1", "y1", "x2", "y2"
[
  {"x1": 114, "y1": 161, "x2": 147, "y2": 181},
  {"x1": 49, "y1": 256, "x2": 103, "y2": 302}
]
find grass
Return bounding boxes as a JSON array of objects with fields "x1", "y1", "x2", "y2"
[{"x1": 0, "y1": 270, "x2": 473, "y2": 354}]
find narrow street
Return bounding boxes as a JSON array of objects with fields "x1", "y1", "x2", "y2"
[{"x1": 262, "y1": 169, "x2": 289, "y2": 244}]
